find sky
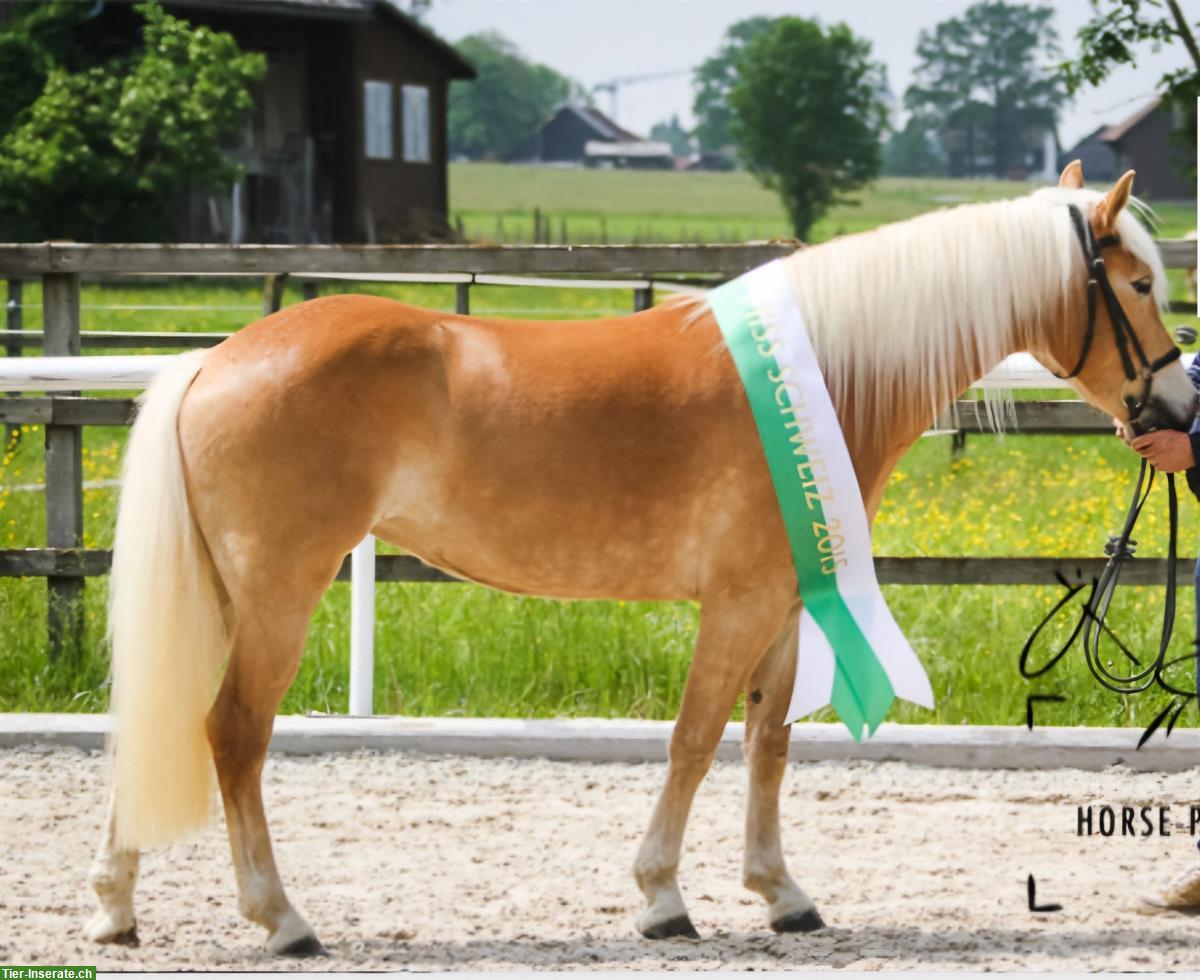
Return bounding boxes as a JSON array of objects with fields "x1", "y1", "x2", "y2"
[{"x1": 423, "y1": 0, "x2": 1193, "y2": 150}]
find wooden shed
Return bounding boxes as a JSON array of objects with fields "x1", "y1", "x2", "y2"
[
  {"x1": 510, "y1": 105, "x2": 645, "y2": 165},
  {"x1": 92, "y1": 0, "x2": 475, "y2": 242},
  {"x1": 1099, "y1": 98, "x2": 1192, "y2": 202},
  {"x1": 1057, "y1": 126, "x2": 1117, "y2": 183}
]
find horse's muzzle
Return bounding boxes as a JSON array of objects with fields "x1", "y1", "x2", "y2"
[{"x1": 1130, "y1": 392, "x2": 1199, "y2": 435}]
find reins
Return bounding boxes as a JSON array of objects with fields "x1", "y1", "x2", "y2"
[{"x1": 1019, "y1": 205, "x2": 1197, "y2": 738}]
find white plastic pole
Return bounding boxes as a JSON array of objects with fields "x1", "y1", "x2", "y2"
[
  {"x1": 0, "y1": 354, "x2": 175, "y2": 391},
  {"x1": 10, "y1": 351, "x2": 1193, "y2": 394},
  {"x1": 349, "y1": 534, "x2": 376, "y2": 716}
]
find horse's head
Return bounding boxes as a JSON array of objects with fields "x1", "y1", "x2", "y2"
[{"x1": 1034, "y1": 162, "x2": 1196, "y2": 434}]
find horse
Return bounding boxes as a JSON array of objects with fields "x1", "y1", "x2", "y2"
[{"x1": 84, "y1": 164, "x2": 1194, "y2": 955}]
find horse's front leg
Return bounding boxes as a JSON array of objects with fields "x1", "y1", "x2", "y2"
[
  {"x1": 633, "y1": 586, "x2": 792, "y2": 940},
  {"x1": 742, "y1": 607, "x2": 824, "y2": 932}
]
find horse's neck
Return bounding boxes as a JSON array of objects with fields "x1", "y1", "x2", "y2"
[{"x1": 830, "y1": 288, "x2": 1068, "y2": 523}]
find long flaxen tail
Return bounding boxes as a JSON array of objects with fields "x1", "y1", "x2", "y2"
[{"x1": 108, "y1": 348, "x2": 228, "y2": 850}]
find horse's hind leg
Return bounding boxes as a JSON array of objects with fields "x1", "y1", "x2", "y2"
[
  {"x1": 84, "y1": 791, "x2": 140, "y2": 944},
  {"x1": 742, "y1": 609, "x2": 823, "y2": 933},
  {"x1": 206, "y1": 566, "x2": 338, "y2": 957},
  {"x1": 634, "y1": 587, "x2": 792, "y2": 940}
]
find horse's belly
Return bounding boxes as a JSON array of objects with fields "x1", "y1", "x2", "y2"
[{"x1": 372, "y1": 469, "x2": 709, "y2": 602}]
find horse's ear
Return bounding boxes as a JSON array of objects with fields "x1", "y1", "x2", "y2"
[
  {"x1": 1059, "y1": 159, "x2": 1084, "y2": 189},
  {"x1": 1096, "y1": 169, "x2": 1135, "y2": 236}
]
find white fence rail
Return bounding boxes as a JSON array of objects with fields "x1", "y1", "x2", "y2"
[
  {"x1": 0, "y1": 347, "x2": 1156, "y2": 715},
  {"x1": 0, "y1": 350, "x2": 1125, "y2": 394}
]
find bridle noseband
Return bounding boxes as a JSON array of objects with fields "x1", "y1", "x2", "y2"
[{"x1": 1056, "y1": 203, "x2": 1180, "y2": 434}]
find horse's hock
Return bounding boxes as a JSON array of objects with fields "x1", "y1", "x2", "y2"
[{"x1": 1, "y1": 746, "x2": 1197, "y2": 972}]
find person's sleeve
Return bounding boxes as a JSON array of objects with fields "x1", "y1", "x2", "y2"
[{"x1": 1188, "y1": 354, "x2": 1200, "y2": 392}]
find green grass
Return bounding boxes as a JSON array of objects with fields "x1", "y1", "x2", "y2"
[
  {"x1": 1, "y1": 170, "x2": 1197, "y2": 727},
  {"x1": 450, "y1": 163, "x2": 1198, "y2": 243}
]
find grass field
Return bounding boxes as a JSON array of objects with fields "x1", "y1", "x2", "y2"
[
  {"x1": 1, "y1": 168, "x2": 1197, "y2": 728},
  {"x1": 449, "y1": 163, "x2": 1198, "y2": 243}
]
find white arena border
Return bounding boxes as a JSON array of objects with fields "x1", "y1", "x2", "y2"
[{"x1": 3, "y1": 715, "x2": 1197, "y2": 772}]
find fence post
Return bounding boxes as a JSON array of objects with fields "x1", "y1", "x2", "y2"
[
  {"x1": 42, "y1": 272, "x2": 84, "y2": 663},
  {"x1": 634, "y1": 281, "x2": 654, "y2": 312},
  {"x1": 349, "y1": 534, "x2": 376, "y2": 715},
  {"x1": 5, "y1": 279, "x2": 22, "y2": 446},
  {"x1": 455, "y1": 281, "x2": 471, "y2": 315},
  {"x1": 262, "y1": 273, "x2": 288, "y2": 316},
  {"x1": 301, "y1": 280, "x2": 319, "y2": 303}
]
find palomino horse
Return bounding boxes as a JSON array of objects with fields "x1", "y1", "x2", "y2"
[{"x1": 85, "y1": 165, "x2": 1194, "y2": 955}]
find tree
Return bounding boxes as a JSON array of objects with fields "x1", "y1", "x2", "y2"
[
  {"x1": 692, "y1": 17, "x2": 773, "y2": 154},
  {"x1": 905, "y1": 1, "x2": 1063, "y2": 178},
  {"x1": 883, "y1": 118, "x2": 947, "y2": 177},
  {"x1": 728, "y1": 17, "x2": 888, "y2": 241},
  {"x1": 0, "y1": 2, "x2": 264, "y2": 241},
  {"x1": 448, "y1": 32, "x2": 582, "y2": 160},
  {"x1": 1062, "y1": 0, "x2": 1199, "y2": 182},
  {"x1": 649, "y1": 114, "x2": 692, "y2": 156}
]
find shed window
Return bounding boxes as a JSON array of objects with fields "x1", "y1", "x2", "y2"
[
  {"x1": 402, "y1": 84, "x2": 431, "y2": 163},
  {"x1": 363, "y1": 80, "x2": 394, "y2": 160}
]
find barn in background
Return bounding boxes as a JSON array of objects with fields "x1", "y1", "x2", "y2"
[
  {"x1": 510, "y1": 105, "x2": 672, "y2": 168},
  {"x1": 1056, "y1": 126, "x2": 1117, "y2": 183},
  {"x1": 85, "y1": 0, "x2": 475, "y2": 242},
  {"x1": 1097, "y1": 98, "x2": 1192, "y2": 201}
]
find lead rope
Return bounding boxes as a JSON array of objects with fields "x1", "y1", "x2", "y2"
[{"x1": 1021, "y1": 464, "x2": 1198, "y2": 744}]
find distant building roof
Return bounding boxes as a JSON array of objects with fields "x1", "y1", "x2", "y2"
[
  {"x1": 563, "y1": 105, "x2": 643, "y2": 143},
  {"x1": 1100, "y1": 98, "x2": 1162, "y2": 144},
  {"x1": 137, "y1": 0, "x2": 475, "y2": 78}
]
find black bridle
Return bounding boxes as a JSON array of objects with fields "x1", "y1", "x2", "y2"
[
  {"x1": 1056, "y1": 203, "x2": 1181, "y2": 431},
  {"x1": 1019, "y1": 205, "x2": 1198, "y2": 738}
]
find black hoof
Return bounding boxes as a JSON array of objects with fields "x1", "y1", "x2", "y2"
[
  {"x1": 641, "y1": 914, "x2": 701, "y2": 940},
  {"x1": 278, "y1": 934, "x2": 328, "y2": 958},
  {"x1": 771, "y1": 908, "x2": 825, "y2": 933},
  {"x1": 108, "y1": 926, "x2": 139, "y2": 947}
]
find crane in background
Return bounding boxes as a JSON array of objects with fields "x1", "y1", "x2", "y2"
[{"x1": 590, "y1": 68, "x2": 692, "y2": 123}]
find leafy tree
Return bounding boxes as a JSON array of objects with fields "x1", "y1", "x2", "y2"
[
  {"x1": 448, "y1": 32, "x2": 582, "y2": 160},
  {"x1": 0, "y1": 2, "x2": 264, "y2": 241},
  {"x1": 649, "y1": 114, "x2": 692, "y2": 156},
  {"x1": 883, "y1": 118, "x2": 947, "y2": 177},
  {"x1": 692, "y1": 17, "x2": 773, "y2": 154},
  {"x1": 1062, "y1": 0, "x2": 1199, "y2": 182},
  {"x1": 728, "y1": 17, "x2": 888, "y2": 241},
  {"x1": 905, "y1": 1, "x2": 1063, "y2": 178},
  {"x1": 0, "y1": 1, "x2": 99, "y2": 135}
]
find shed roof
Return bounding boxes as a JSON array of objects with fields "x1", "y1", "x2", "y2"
[
  {"x1": 1100, "y1": 98, "x2": 1161, "y2": 144},
  {"x1": 554, "y1": 105, "x2": 643, "y2": 143},
  {"x1": 139, "y1": 0, "x2": 476, "y2": 78}
]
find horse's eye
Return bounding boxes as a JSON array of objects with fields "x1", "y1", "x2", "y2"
[{"x1": 1132, "y1": 277, "x2": 1153, "y2": 296}]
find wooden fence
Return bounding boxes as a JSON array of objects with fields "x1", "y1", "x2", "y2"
[{"x1": 0, "y1": 239, "x2": 1196, "y2": 662}]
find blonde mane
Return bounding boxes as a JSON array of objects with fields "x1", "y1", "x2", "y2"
[{"x1": 762, "y1": 187, "x2": 1167, "y2": 438}]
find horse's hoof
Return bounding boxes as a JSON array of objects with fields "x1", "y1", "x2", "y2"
[
  {"x1": 640, "y1": 914, "x2": 700, "y2": 940},
  {"x1": 94, "y1": 925, "x2": 138, "y2": 946},
  {"x1": 277, "y1": 934, "x2": 328, "y2": 958},
  {"x1": 84, "y1": 911, "x2": 138, "y2": 946},
  {"x1": 109, "y1": 925, "x2": 140, "y2": 946},
  {"x1": 771, "y1": 908, "x2": 825, "y2": 933}
]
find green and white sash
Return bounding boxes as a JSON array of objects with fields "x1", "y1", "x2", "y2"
[{"x1": 710, "y1": 260, "x2": 934, "y2": 740}]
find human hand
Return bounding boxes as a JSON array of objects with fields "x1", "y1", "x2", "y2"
[{"x1": 1130, "y1": 430, "x2": 1196, "y2": 473}]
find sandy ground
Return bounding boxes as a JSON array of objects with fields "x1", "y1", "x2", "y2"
[{"x1": 1, "y1": 746, "x2": 1198, "y2": 972}]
